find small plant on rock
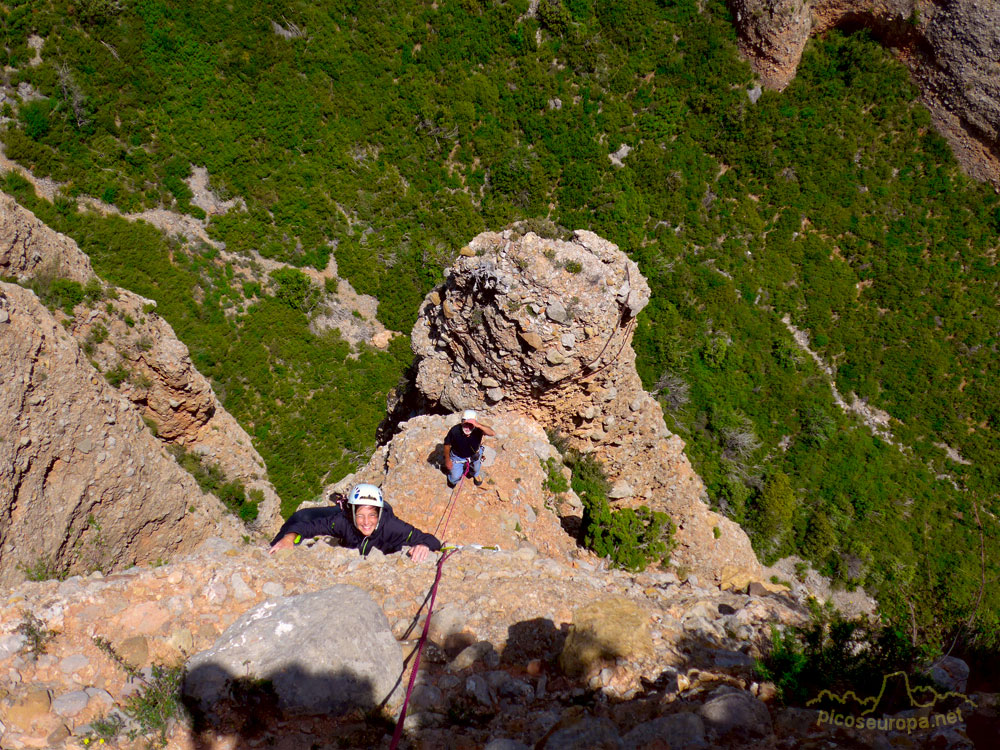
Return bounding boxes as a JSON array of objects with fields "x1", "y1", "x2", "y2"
[
  {"x1": 542, "y1": 457, "x2": 570, "y2": 494},
  {"x1": 17, "y1": 612, "x2": 57, "y2": 660},
  {"x1": 93, "y1": 636, "x2": 186, "y2": 747},
  {"x1": 18, "y1": 556, "x2": 67, "y2": 582}
]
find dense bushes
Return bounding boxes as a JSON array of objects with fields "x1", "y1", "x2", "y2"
[
  {"x1": 561, "y1": 448, "x2": 675, "y2": 572},
  {"x1": 756, "y1": 604, "x2": 930, "y2": 708}
]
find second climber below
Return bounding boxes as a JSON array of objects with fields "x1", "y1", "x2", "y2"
[{"x1": 443, "y1": 409, "x2": 495, "y2": 488}]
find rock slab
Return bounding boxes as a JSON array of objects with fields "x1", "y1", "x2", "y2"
[{"x1": 184, "y1": 585, "x2": 403, "y2": 716}]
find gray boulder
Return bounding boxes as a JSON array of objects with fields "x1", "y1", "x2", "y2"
[
  {"x1": 696, "y1": 691, "x2": 772, "y2": 739},
  {"x1": 543, "y1": 716, "x2": 623, "y2": 750},
  {"x1": 184, "y1": 585, "x2": 402, "y2": 717},
  {"x1": 622, "y1": 713, "x2": 707, "y2": 750},
  {"x1": 928, "y1": 656, "x2": 970, "y2": 693}
]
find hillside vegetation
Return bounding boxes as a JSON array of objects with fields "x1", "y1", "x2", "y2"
[{"x1": 2, "y1": 0, "x2": 998, "y2": 647}]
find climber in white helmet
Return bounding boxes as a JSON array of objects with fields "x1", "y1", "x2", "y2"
[
  {"x1": 269, "y1": 483, "x2": 440, "y2": 562},
  {"x1": 443, "y1": 409, "x2": 495, "y2": 488}
]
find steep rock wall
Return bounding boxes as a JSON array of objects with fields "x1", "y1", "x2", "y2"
[
  {"x1": 0, "y1": 196, "x2": 281, "y2": 531},
  {"x1": 728, "y1": 0, "x2": 1000, "y2": 185},
  {"x1": 401, "y1": 229, "x2": 762, "y2": 583},
  {"x1": 0, "y1": 283, "x2": 244, "y2": 586},
  {"x1": 0, "y1": 192, "x2": 93, "y2": 283}
]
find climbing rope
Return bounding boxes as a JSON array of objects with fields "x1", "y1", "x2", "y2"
[
  {"x1": 389, "y1": 461, "x2": 480, "y2": 748},
  {"x1": 433, "y1": 458, "x2": 471, "y2": 539},
  {"x1": 388, "y1": 548, "x2": 455, "y2": 750}
]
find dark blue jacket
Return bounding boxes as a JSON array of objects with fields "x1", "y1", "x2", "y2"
[{"x1": 271, "y1": 501, "x2": 441, "y2": 557}]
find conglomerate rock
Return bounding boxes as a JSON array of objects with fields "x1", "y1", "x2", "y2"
[
  {"x1": 727, "y1": 0, "x2": 1000, "y2": 185},
  {"x1": 0, "y1": 537, "x2": 979, "y2": 750},
  {"x1": 66, "y1": 288, "x2": 281, "y2": 532},
  {"x1": 0, "y1": 536, "x2": 812, "y2": 750},
  {"x1": 0, "y1": 283, "x2": 244, "y2": 586},
  {"x1": 331, "y1": 412, "x2": 580, "y2": 560},
  {"x1": 404, "y1": 229, "x2": 761, "y2": 583},
  {"x1": 0, "y1": 192, "x2": 93, "y2": 283}
]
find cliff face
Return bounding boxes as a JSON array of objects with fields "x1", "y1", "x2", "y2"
[
  {"x1": 0, "y1": 193, "x2": 93, "y2": 284},
  {"x1": 396, "y1": 228, "x2": 762, "y2": 583},
  {"x1": 0, "y1": 196, "x2": 282, "y2": 533},
  {"x1": 728, "y1": 0, "x2": 1000, "y2": 185},
  {"x1": 0, "y1": 283, "x2": 246, "y2": 586}
]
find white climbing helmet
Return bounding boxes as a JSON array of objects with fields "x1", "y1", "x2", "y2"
[
  {"x1": 348, "y1": 483, "x2": 384, "y2": 526},
  {"x1": 462, "y1": 409, "x2": 477, "y2": 423}
]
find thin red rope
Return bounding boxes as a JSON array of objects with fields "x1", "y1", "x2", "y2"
[
  {"x1": 433, "y1": 458, "x2": 470, "y2": 539},
  {"x1": 388, "y1": 548, "x2": 455, "y2": 750}
]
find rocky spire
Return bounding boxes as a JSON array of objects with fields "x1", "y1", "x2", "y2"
[{"x1": 397, "y1": 228, "x2": 762, "y2": 582}]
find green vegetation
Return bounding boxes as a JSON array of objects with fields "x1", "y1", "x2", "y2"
[
  {"x1": 542, "y1": 456, "x2": 570, "y2": 495},
  {"x1": 2, "y1": 0, "x2": 998, "y2": 652},
  {"x1": 566, "y1": 449, "x2": 675, "y2": 572},
  {"x1": 167, "y1": 445, "x2": 259, "y2": 523},
  {"x1": 756, "y1": 603, "x2": 932, "y2": 708},
  {"x1": 16, "y1": 611, "x2": 58, "y2": 660},
  {"x1": 92, "y1": 636, "x2": 185, "y2": 747},
  {"x1": 18, "y1": 556, "x2": 68, "y2": 582}
]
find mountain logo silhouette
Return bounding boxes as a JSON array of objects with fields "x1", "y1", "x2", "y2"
[
  {"x1": 807, "y1": 670, "x2": 974, "y2": 716},
  {"x1": 808, "y1": 671, "x2": 975, "y2": 733}
]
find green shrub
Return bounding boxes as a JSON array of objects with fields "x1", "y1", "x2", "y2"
[
  {"x1": 567, "y1": 450, "x2": 675, "y2": 571},
  {"x1": 168, "y1": 446, "x2": 257, "y2": 524},
  {"x1": 755, "y1": 605, "x2": 928, "y2": 708},
  {"x1": 17, "y1": 612, "x2": 57, "y2": 661},
  {"x1": 542, "y1": 456, "x2": 570, "y2": 494},
  {"x1": 18, "y1": 557, "x2": 67, "y2": 582},
  {"x1": 104, "y1": 364, "x2": 130, "y2": 387}
]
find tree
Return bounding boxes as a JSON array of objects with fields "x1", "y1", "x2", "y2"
[{"x1": 752, "y1": 472, "x2": 797, "y2": 557}]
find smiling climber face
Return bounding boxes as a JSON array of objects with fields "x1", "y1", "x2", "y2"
[{"x1": 353, "y1": 505, "x2": 380, "y2": 537}]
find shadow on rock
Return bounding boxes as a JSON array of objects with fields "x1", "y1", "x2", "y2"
[
  {"x1": 182, "y1": 662, "x2": 393, "y2": 750},
  {"x1": 502, "y1": 617, "x2": 570, "y2": 667}
]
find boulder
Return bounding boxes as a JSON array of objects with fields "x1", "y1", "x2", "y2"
[
  {"x1": 542, "y1": 715, "x2": 623, "y2": 750},
  {"x1": 696, "y1": 691, "x2": 772, "y2": 739},
  {"x1": 184, "y1": 585, "x2": 402, "y2": 716},
  {"x1": 622, "y1": 712, "x2": 708, "y2": 750},
  {"x1": 928, "y1": 656, "x2": 970, "y2": 693}
]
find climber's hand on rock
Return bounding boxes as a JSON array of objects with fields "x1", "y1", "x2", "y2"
[
  {"x1": 269, "y1": 533, "x2": 296, "y2": 554},
  {"x1": 409, "y1": 544, "x2": 430, "y2": 563}
]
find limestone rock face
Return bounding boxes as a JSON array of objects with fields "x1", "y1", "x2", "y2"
[
  {"x1": 0, "y1": 192, "x2": 93, "y2": 283},
  {"x1": 184, "y1": 585, "x2": 403, "y2": 716},
  {"x1": 0, "y1": 282, "x2": 243, "y2": 586},
  {"x1": 405, "y1": 229, "x2": 761, "y2": 583},
  {"x1": 332, "y1": 412, "x2": 579, "y2": 559},
  {"x1": 67, "y1": 289, "x2": 281, "y2": 531},
  {"x1": 728, "y1": 0, "x2": 1000, "y2": 185},
  {"x1": 0, "y1": 196, "x2": 281, "y2": 532}
]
